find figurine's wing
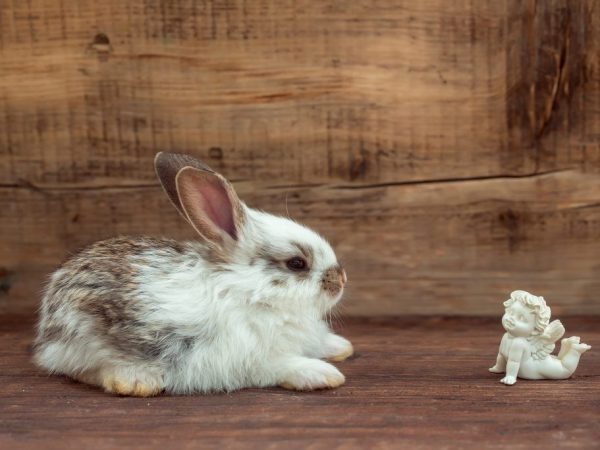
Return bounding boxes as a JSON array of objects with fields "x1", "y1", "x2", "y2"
[{"x1": 530, "y1": 320, "x2": 565, "y2": 360}]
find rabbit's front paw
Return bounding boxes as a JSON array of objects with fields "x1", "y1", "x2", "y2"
[
  {"x1": 279, "y1": 358, "x2": 345, "y2": 391},
  {"x1": 323, "y1": 333, "x2": 354, "y2": 362}
]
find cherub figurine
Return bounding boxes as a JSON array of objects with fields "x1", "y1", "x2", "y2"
[{"x1": 489, "y1": 290, "x2": 591, "y2": 385}]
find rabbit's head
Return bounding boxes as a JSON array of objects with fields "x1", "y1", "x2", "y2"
[{"x1": 155, "y1": 152, "x2": 347, "y2": 316}]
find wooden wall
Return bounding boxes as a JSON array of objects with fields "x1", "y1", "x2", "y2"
[{"x1": 1, "y1": 0, "x2": 599, "y2": 315}]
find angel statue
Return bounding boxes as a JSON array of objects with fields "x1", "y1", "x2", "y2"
[{"x1": 489, "y1": 290, "x2": 591, "y2": 385}]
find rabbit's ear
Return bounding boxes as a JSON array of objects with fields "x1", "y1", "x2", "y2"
[
  {"x1": 175, "y1": 166, "x2": 245, "y2": 248},
  {"x1": 154, "y1": 152, "x2": 216, "y2": 219}
]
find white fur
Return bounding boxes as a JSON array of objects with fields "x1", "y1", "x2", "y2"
[{"x1": 34, "y1": 205, "x2": 352, "y2": 394}]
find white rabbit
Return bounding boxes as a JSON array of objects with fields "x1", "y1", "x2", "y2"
[{"x1": 33, "y1": 152, "x2": 352, "y2": 396}]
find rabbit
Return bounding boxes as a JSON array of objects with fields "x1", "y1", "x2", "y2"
[{"x1": 33, "y1": 152, "x2": 353, "y2": 396}]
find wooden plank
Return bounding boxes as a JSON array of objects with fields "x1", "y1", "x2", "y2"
[
  {"x1": 1, "y1": 1, "x2": 600, "y2": 315},
  {"x1": 1, "y1": 0, "x2": 598, "y2": 187},
  {"x1": 2, "y1": 170, "x2": 600, "y2": 314},
  {"x1": 1, "y1": 315, "x2": 599, "y2": 449}
]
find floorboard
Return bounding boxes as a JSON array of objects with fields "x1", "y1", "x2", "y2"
[{"x1": 1, "y1": 316, "x2": 598, "y2": 449}]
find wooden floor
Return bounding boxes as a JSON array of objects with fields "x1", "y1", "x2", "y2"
[{"x1": 1, "y1": 315, "x2": 598, "y2": 449}]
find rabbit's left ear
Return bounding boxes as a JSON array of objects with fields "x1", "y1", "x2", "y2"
[
  {"x1": 154, "y1": 152, "x2": 216, "y2": 219},
  {"x1": 175, "y1": 166, "x2": 245, "y2": 246},
  {"x1": 155, "y1": 152, "x2": 245, "y2": 249}
]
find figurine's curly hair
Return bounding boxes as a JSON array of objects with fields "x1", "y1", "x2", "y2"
[{"x1": 503, "y1": 290, "x2": 551, "y2": 332}]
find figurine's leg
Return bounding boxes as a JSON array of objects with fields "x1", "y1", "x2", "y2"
[
  {"x1": 540, "y1": 337, "x2": 591, "y2": 379},
  {"x1": 557, "y1": 337, "x2": 572, "y2": 360},
  {"x1": 558, "y1": 337, "x2": 591, "y2": 376}
]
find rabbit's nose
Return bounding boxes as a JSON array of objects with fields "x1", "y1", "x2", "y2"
[{"x1": 322, "y1": 265, "x2": 346, "y2": 297}]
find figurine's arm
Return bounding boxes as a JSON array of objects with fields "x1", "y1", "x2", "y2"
[
  {"x1": 489, "y1": 334, "x2": 507, "y2": 373},
  {"x1": 500, "y1": 340, "x2": 525, "y2": 385},
  {"x1": 489, "y1": 353, "x2": 506, "y2": 373}
]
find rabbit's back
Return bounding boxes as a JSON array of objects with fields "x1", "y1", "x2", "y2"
[{"x1": 33, "y1": 237, "x2": 201, "y2": 375}]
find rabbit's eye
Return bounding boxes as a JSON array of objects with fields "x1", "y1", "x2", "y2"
[{"x1": 286, "y1": 256, "x2": 308, "y2": 271}]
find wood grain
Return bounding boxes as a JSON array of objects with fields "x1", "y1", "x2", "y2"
[
  {"x1": 3, "y1": 170, "x2": 600, "y2": 315},
  {"x1": 1, "y1": 1, "x2": 600, "y2": 314},
  {"x1": 1, "y1": 315, "x2": 599, "y2": 449}
]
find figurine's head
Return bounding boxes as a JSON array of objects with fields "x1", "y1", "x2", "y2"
[{"x1": 502, "y1": 290, "x2": 551, "y2": 337}]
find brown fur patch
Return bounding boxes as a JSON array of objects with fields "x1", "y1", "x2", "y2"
[
  {"x1": 154, "y1": 152, "x2": 215, "y2": 221},
  {"x1": 291, "y1": 242, "x2": 312, "y2": 260},
  {"x1": 270, "y1": 278, "x2": 287, "y2": 287},
  {"x1": 257, "y1": 245, "x2": 312, "y2": 281},
  {"x1": 36, "y1": 237, "x2": 209, "y2": 363},
  {"x1": 41, "y1": 322, "x2": 70, "y2": 342},
  {"x1": 321, "y1": 265, "x2": 346, "y2": 297}
]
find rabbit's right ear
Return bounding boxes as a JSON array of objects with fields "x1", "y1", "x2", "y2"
[{"x1": 154, "y1": 152, "x2": 216, "y2": 220}]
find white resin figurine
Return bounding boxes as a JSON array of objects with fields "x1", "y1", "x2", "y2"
[{"x1": 489, "y1": 290, "x2": 591, "y2": 385}]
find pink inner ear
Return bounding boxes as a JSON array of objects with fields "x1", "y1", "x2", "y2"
[
  {"x1": 176, "y1": 168, "x2": 239, "y2": 242},
  {"x1": 200, "y1": 180, "x2": 236, "y2": 239}
]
